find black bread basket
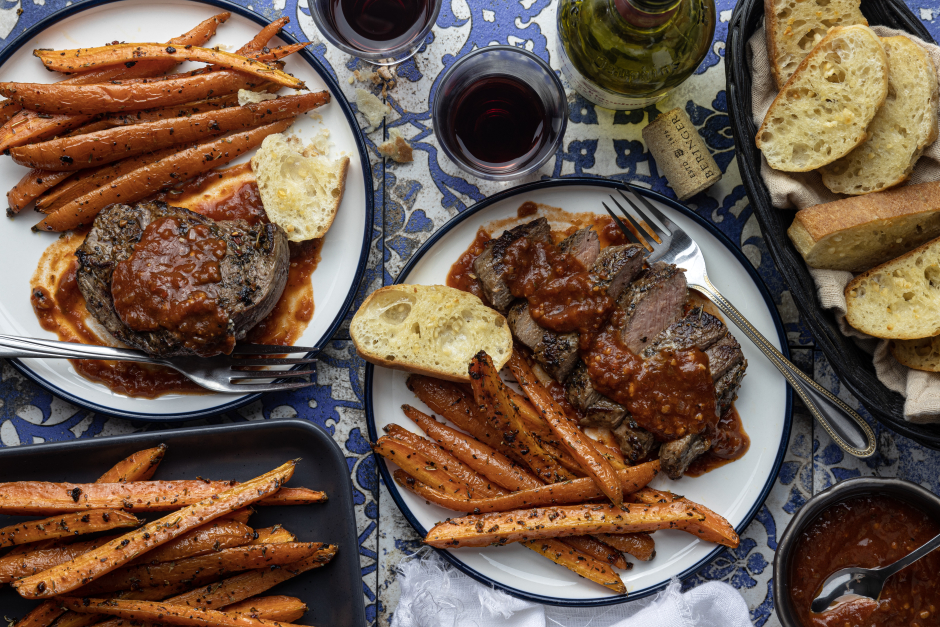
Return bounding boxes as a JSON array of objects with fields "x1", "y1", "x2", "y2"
[{"x1": 725, "y1": 0, "x2": 940, "y2": 448}]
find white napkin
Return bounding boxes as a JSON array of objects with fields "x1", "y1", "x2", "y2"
[{"x1": 390, "y1": 550, "x2": 752, "y2": 627}]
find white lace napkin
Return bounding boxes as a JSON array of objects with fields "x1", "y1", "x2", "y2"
[
  {"x1": 747, "y1": 24, "x2": 940, "y2": 423},
  {"x1": 390, "y1": 550, "x2": 752, "y2": 627}
]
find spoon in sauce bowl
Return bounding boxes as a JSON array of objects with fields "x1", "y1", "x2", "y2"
[{"x1": 810, "y1": 531, "x2": 940, "y2": 612}]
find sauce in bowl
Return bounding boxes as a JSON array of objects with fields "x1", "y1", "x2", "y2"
[{"x1": 789, "y1": 495, "x2": 940, "y2": 627}]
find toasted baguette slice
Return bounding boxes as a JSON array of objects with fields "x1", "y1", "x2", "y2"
[
  {"x1": 251, "y1": 133, "x2": 349, "y2": 242},
  {"x1": 891, "y1": 336, "x2": 940, "y2": 372},
  {"x1": 756, "y1": 25, "x2": 888, "y2": 172},
  {"x1": 765, "y1": 0, "x2": 867, "y2": 89},
  {"x1": 351, "y1": 284, "x2": 513, "y2": 382},
  {"x1": 787, "y1": 181, "x2": 940, "y2": 272},
  {"x1": 821, "y1": 37, "x2": 940, "y2": 195},
  {"x1": 845, "y1": 236, "x2": 940, "y2": 339}
]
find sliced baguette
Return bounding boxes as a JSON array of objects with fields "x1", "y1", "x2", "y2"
[
  {"x1": 765, "y1": 0, "x2": 867, "y2": 89},
  {"x1": 787, "y1": 181, "x2": 940, "y2": 272},
  {"x1": 756, "y1": 25, "x2": 888, "y2": 172},
  {"x1": 821, "y1": 36, "x2": 940, "y2": 195},
  {"x1": 891, "y1": 336, "x2": 940, "y2": 372},
  {"x1": 845, "y1": 236, "x2": 940, "y2": 339},
  {"x1": 350, "y1": 284, "x2": 513, "y2": 382},
  {"x1": 251, "y1": 133, "x2": 349, "y2": 242}
]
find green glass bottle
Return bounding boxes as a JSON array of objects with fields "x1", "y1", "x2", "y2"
[{"x1": 558, "y1": 0, "x2": 716, "y2": 110}]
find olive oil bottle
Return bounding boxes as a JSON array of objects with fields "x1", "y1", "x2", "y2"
[{"x1": 558, "y1": 0, "x2": 716, "y2": 110}]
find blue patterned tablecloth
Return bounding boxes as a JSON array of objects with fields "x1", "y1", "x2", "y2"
[{"x1": 1, "y1": 1, "x2": 939, "y2": 625}]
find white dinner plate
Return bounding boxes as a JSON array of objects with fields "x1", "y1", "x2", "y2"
[
  {"x1": 366, "y1": 179, "x2": 792, "y2": 606},
  {"x1": 0, "y1": 0, "x2": 372, "y2": 420}
]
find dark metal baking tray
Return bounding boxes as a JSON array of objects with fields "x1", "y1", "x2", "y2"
[
  {"x1": 725, "y1": 0, "x2": 940, "y2": 448},
  {"x1": 0, "y1": 420, "x2": 367, "y2": 625}
]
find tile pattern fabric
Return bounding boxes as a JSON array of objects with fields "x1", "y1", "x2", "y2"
[{"x1": 0, "y1": 2, "x2": 937, "y2": 626}]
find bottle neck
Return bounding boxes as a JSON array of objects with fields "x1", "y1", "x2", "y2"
[{"x1": 612, "y1": 0, "x2": 681, "y2": 28}]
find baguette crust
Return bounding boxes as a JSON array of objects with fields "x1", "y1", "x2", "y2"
[
  {"x1": 757, "y1": 25, "x2": 888, "y2": 172},
  {"x1": 787, "y1": 181, "x2": 940, "y2": 272}
]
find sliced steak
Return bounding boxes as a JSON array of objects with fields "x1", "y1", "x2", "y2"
[
  {"x1": 558, "y1": 227, "x2": 600, "y2": 268},
  {"x1": 590, "y1": 244, "x2": 645, "y2": 302},
  {"x1": 705, "y1": 334, "x2": 745, "y2": 381},
  {"x1": 76, "y1": 201, "x2": 289, "y2": 358},
  {"x1": 472, "y1": 218, "x2": 551, "y2": 311},
  {"x1": 507, "y1": 302, "x2": 580, "y2": 382},
  {"x1": 612, "y1": 419, "x2": 658, "y2": 465},
  {"x1": 642, "y1": 308, "x2": 727, "y2": 357},
  {"x1": 565, "y1": 362, "x2": 627, "y2": 429},
  {"x1": 617, "y1": 263, "x2": 688, "y2": 354},
  {"x1": 660, "y1": 433, "x2": 712, "y2": 480},
  {"x1": 715, "y1": 360, "x2": 747, "y2": 414}
]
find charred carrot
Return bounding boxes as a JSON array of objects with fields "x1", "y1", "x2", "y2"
[
  {"x1": 0, "y1": 509, "x2": 139, "y2": 547},
  {"x1": 7, "y1": 170, "x2": 72, "y2": 214}
]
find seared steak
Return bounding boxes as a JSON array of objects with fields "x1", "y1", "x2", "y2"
[
  {"x1": 617, "y1": 263, "x2": 687, "y2": 354},
  {"x1": 660, "y1": 433, "x2": 711, "y2": 480},
  {"x1": 508, "y1": 302, "x2": 580, "y2": 382},
  {"x1": 590, "y1": 244, "x2": 645, "y2": 302},
  {"x1": 642, "y1": 309, "x2": 727, "y2": 357},
  {"x1": 565, "y1": 362, "x2": 627, "y2": 429},
  {"x1": 76, "y1": 201, "x2": 289, "y2": 358},
  {"x1": 612, "y1": 419, "x2": 658, "y2": 465},
  {"x1": 715, "y1": 361, "x2": 747, "y2": 414},
  {"x1": 558, "y1": 227, "x2": 600, "y2": 267},
  {"x1": 472, "y1": 218, "x2": 551, "y2": 311},
  {"x1": 705, "y1": 334, "x2": 745, "y2": 381}
]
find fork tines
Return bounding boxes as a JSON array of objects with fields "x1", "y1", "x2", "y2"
[{"x1": 603, "y1": 185, "x2": 675, "y2": 253}]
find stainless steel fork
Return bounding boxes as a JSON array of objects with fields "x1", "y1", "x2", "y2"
[
  {"x1": 604, "y1": 185, "x2": 876, "y2": 458},
  {"x1": 0, "y1": 334, "x2": 319, "y2": 394}
]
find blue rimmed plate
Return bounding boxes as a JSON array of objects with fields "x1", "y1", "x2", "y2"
[
  {"x1": 0, "y1": 0, "x2": 373, "y2": 421},
  {"x1": 366, "y1": 178, "x2": 792, "y2": 606}
]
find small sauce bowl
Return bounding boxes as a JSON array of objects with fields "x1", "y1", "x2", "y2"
[{"x1": 773, "y1": 477, "x2": 940, "y2": 626}]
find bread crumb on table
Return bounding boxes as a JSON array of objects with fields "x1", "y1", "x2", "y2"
[{"x1": 377, "y1": 129, "x2": 413, "y2": 163}]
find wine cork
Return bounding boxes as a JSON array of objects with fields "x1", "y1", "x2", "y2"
[{"x1": 642, "y1": 108, "x2": 721, "y2": 201}]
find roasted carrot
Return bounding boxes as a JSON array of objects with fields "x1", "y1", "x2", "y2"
[
  {"x1": 1, "y1": 68, "x2": 271, "y2": 116},
  {"x1": 12, "y1": 92, "x2": 327, "y2": 170},
  {"x1": 372, "y1": 437, "x2": 474, "y2": 498},
  {"x1": 239, "y1": 17, "x2": 290, "y2": 55},
  {"x1": 423, "y1": 501, "x2": 707, "y2": 549},
  {"x1": 35, "y1": 44, "x2": 303, "y2": 88},
  {"x1": 105, "y1": 93, "x2": 241, "y2": 126},
  {"x1": 0, "y1": 509, "x2": 139, "y2": 547},
  {"x1": 250, "y1": 525, "x2": 296, "y2": 544},
  {"x1": 78, "y1": 541, "x2": 327, "y2": 595},
  {"x1": 58, "y1": 597, "x2": 307, "y2": 627},
  {"x1": 633, "y1": 487, "x2": 739, "y2": 548},
  {"x1": 523, "y1": 538, "x2": 626, "y2": 594},
  {"x1": 402, "y1": 404, "x2": 541, "y2": 492},
  {"x1": 7, "y1": 170, "x2": 72, "y2": 214},
  {"x1": 12, "y1": 460, "x2": 296, "y2": 599},
  {"x1": 393, "y1": 461, "x2": 658, "y2": 513},
  {"x1": 35, "y1": 117, "x2": 292, "y2": 231},
  {"x1": 594, "y1": 533, "x2": 656, "y2": 561},
  {"x1": 9, "y1": 598, "x2": 64, "y2": 627},
  {"x1": 222, "y1": 595, "x2": 308, "y2": 621},
  {"x1": 385, "y1": 424, "x2": 506, "y2": 498},
  {"x1": 33, "y1": 583, "x2": 194, "y2": 627},
  {"x1": 127, "y1": 519, "x2": 254, "y2": 565},
  {"x1": 0, "y1": 14, "x2": 229, "y2": 152},
  {"x1": 562, "y1": 535, "x2": 629, "y2": 570},
  {"x1": 470, "y1": 351, "x2": 574, "y2": 484},
  {"x1": 261, "y1": 487, "x2": 327, "y2": 505},
  {"x1": 97, "y1": 444, "x2": 167, "y2": 483},
  {"x1": 508, "y1": 351, "x2": 622, "y2": 506}
]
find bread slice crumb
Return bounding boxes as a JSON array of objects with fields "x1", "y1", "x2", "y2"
[
  {"x1": 355, "y1": 88, "x2": 390, "y2": 132},
  {"x1": 377, "y1": 128, "x2": 413, "y2": 163}
]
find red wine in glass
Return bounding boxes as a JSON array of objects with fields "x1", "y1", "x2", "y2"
[
  {"x1": 329, "y1": 0, "x2": 435, "y2": 53},
  {"x1": 448, "y1": 77, "x2": 551, "y2": 172}
]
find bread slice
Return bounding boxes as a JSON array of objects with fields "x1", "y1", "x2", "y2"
[
  {"x1": 845, "y1": 236, "x2": 940, "y2": 339},
  {"x1": 891, "y1": 336, "x2": 940, "y2": 372},
  {"x1": 350, "y1": 284, "x2": 513, "y2": 382},
  {"x1": 821, "y1": 37, "x2": 940, "y2": 195},
  {"x1": 765, "y1": 0, "x2": 867, "y2": 89},
  {"x1": 787, "y1": 181, "x2": 940, "y2": 272},
  {"x1": 756, "y1": 25, "x2": 888, "y2": 172},
  {"x1": 251, "y1": 133, "x2": 349, "y2": 242}
]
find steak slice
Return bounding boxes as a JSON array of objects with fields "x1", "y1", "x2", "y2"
[
  {"x1": 705, "y1": 334, "x2": 745, "y2": 381},
  {"x1": 617, "y1": 263, "x2": 688, "y2": 354},
  {"x1": 76, "y1": 201, "x2": 289, "y2": 358},
  {"x1": 557, "y1": 227, "x2": 600, "y2": 268},
  {"x1": 715, "y1": 361, "x2": 747, "y2": 414},
  {"x1": 565, "y1": 361, "x2": 627, "y2": 429},
  {"x1": 641, "y1": 308, "x2": 727, "y2": 357},
  {"x1": 660, "y1": 433, "x2": 712, "y2": 480},
  {"x1": 612, "y1": 419, "x2": 658, "y2": 465},
  {"x1": 472, "y1": 218, "x2": 551, "y2": 311},
  {"x1": 590, "y1": 244, "x2": 645, "y2": 302},
  {"x1": 508, "y1": 302, "x2": 580, "y2": 382}
]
